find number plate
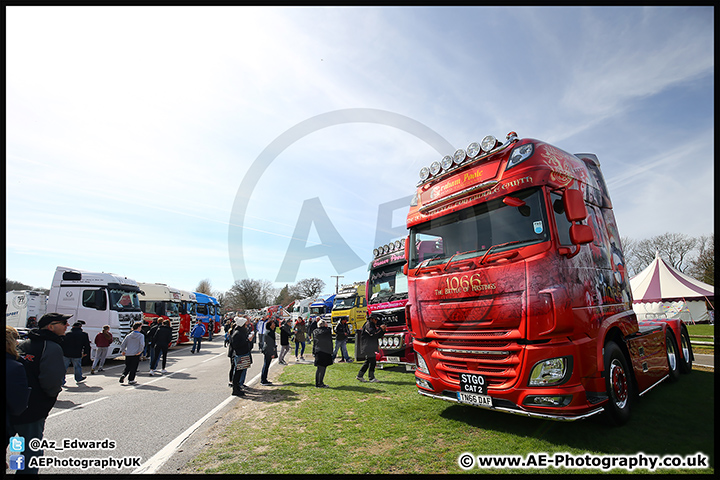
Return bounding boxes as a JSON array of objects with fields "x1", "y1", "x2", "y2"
[
  {"x1": 386, "y1": 356, "x2": 400, "y2": 363},
  {"x1": 459, "y1": 373, "x2": 488, "y2": 395},
  {"x1": 457, "y1": 391, "x2": 493, "y2": 407}
]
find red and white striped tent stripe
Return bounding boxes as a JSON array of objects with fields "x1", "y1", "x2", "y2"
[{"x1": 630, "y1": 251, "x2": 714, "y2": 303}]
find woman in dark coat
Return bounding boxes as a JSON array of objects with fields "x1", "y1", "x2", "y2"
[
  {"x1": 230, "y1": 317, "x2": 252, "y2": 396},
  {"x1": 312, "y1": 320, "x2": 334, "y2": 388}
]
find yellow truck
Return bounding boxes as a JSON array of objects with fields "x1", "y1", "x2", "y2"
[{"x1": 330, "y1": 282, "x2": 367, "y2": 340}]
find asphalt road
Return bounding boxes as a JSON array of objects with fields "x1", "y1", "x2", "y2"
[{"x1": 13, "y1": 338, "x2": 284, "y2": 475}]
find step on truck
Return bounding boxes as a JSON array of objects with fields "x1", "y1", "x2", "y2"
[
  {"x1": 330, "y1": 283, "x2": 367, "y2": 340},
  {"x1": 405, "y1": 132, "x2": 693, "y2": 424},
  {"x1": 137, "y1": 283, "x2": 182, "y2": 346},
  {"x1": 46, "y1": 267, "x2": 144, "y2": 361},
  {"x1": 367, "y1": 240, "x2": 415, "y2": 371}
]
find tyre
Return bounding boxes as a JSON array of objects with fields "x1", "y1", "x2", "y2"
[
  {"x1": 678, "y1": 326, "x2": 693, "y2": 374},
  {"x1": 603, "y1": 341, "x2": 633, "y2": 426},
  {"x1": 665, "y1": 330, "x2": 680, "y2": 383}
]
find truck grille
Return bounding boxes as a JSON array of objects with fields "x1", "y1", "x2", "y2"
[
  {"x1": 428, "y1": 329, "x2": 523, "y2": 389},
  {"x1": 118, "y1": 313, "x2": 142, "y2": 341}
]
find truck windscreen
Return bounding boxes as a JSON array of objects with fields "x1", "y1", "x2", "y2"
[
  {"x1": 369, "y1": 265, "x2": 408, "y2": 304},
  {"x1": 333, "y1": 296, "x2": 356, "y2": 309},
  {"x1": 409, "y1": 187, "x2": 549, "y2": 268},
  {"x1": 109, "y1": 289, "x2": 142, "y2": 312}
]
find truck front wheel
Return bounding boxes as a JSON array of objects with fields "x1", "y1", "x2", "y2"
[{"x1": 603, "y1": 341, "x2": 633, "y2": 426}]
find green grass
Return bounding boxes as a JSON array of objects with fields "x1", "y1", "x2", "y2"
[
  {"x1": 185, "y1": 343, "x2": 713, "y2": 474},
  {"x1": 686, "y1": 324, "x2": 714, "y2": 354}
]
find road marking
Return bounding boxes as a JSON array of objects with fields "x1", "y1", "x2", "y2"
[
  {"x1": 132, "y1": 395, "x2": 235, "y2": 474},
  {"x1": 48, "y1": 396, "x2": 109, "y2": 419},
  {"x1": 143, "y1": 368, "x2": 188, "y2": 385},
  {"x1": 202, "y1": 352, "x2": 226, "y2": 363},
  {"x1": 132, "y1": 359, "x2": 275, "y2": 474}
]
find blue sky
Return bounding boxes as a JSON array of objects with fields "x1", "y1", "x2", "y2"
[{"x1": 6, "y1": 6, "x2": 714, "y2": 295}]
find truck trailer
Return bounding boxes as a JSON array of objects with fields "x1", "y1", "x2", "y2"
[{"x1": 405, "y1": 132, "x2": 693, "y2": 424}]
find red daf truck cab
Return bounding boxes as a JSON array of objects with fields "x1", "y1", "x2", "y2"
[{"x1": 405, "y1": 132, "x2": 693, "y2": 424}]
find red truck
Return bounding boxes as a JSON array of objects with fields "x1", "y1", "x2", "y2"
[
  {"x1": 367, "y1": 240, "x2": 415, "y2": 371},
  {"x1": 405, "y1": 132, "x2": 694, "y2": 424}
]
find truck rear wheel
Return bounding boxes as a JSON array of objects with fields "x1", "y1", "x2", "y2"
[
  {"x1": 678, "y1": 326, "x2": 693, "y2": 374},
  {"x1": 603, "y1": 341, "x2": 632, "y2": 426},
  {"x1": 665, "y1": 330, "x2": 680, "y2": 383}
]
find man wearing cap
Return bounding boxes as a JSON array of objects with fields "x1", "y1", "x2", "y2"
[
  {"x1": 10, "y1": 312, "x2": 71, "y2": 474},
  {"x1": 62, "y1": 321, "x2": 91, "y2": 384}
]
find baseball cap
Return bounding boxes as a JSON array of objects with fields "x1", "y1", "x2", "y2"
[{"x1": 38, "y1": 313, "x2": 73, "y2": 328}]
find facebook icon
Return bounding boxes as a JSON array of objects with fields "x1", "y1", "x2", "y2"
[{"x1": 9, "y1": 455, "x2": 25, "y2": 471}]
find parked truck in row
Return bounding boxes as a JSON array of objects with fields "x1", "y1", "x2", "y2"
[
  {"x1": 330, "y1": 283, "x2": 367, "y2": 339},
  {"x1": 138, "y1": 282, "x2": 182, "y2": 346},
  {"x1": 46, "y1": 267, "x2": 144, "y2": 361},
  {"x1": 367, "y1": 240, "x2": 414, "y2": 371},
  {"x1": 309, "y1": 295, "x2": 335, "y2": 324},
  {"x1": 405, "y1": 132, "x2": 693, "y2": 424},
  {"x1": 6, "y1": 290, "x2": 48, "y2": 335}
]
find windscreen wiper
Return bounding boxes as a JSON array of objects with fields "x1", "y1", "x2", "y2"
[{"x1": 478, "y1": 239, "x2": 529, "y2": 265}]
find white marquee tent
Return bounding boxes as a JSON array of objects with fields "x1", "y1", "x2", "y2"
[{"x1": 630, "y1": 252, "x2": 714, "y2": 324}]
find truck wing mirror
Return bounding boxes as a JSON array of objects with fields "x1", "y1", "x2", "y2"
[
  {"x1": 563, "y1": 189, "x2": 587, "y2": 221},
  {"x1": 403, "y1": 235, "x2": 410, "y2": 275},
  {"x1": 570, "y1": 224, "x2": 593, "y2": 245}
]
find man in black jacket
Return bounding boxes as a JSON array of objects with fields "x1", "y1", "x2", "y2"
[
  {"x1": 62, "y1": 321, "x2": 91, "y2": 384},
  {"x1": 278, "y1": 319, "x2": 292, "y2": 365},
  {"x1": 356, "y1": 315, "x2": 386, "y2": 383},
  {"x1": 332, "y1": 317, "x2": 353, "y2": 363},
  {"x1": 11, "y1": 313, "x2": 71, "y2": 474},
  {"x1": 149, "y1": 320, "x2": 174, "y2": 375}
]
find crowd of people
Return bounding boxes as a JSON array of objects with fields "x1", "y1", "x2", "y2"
[{"x1": 6, "y1": 309, "x2": 390, "y2": 473}]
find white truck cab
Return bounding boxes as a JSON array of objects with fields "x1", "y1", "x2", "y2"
[{"x1": 46, "y1": 267, "x2": 144, "y2": 360}]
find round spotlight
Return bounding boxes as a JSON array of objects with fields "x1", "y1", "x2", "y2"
[
  {"x1": 453, "y1": 149, "x2": 466, "y2": 165},
  {"x1": 419, "y1": 166, "x2": 430, "y2": 181},
  {"x1": 430, "y1": 161, "x2": 441, "y2": 176},
  {"x1": 441, "y1": 155, "x2": 453, "y2": 171},
  {"x1": 467, "y1": 142, "x2": 481, "y2": 158},
  {"x1": 394, "y1": 240, "x2": 402, "y2": 250},
  {"x1": 373, "y1": 248, "x2": 379, "y2": 257},
  {"x1": 481, "y1": 135, "x2": 498, "y2": 153}
]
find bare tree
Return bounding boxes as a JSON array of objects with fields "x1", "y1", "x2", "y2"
[
  {"x1": 226, "y1": 278, "x2": 276, "y2": 310},
  {"x1": 688, "y1": 234, "x2": 714, "y2": 286},
  {"x1": 628, "y1": 233, "x2": 697, "y2": 274},
  {"x1": 292, "y1": 277, "x2": 326, "y2": 299},
  {"x1": 196, "y1": 279, "x2": 213, "y2": 295}
]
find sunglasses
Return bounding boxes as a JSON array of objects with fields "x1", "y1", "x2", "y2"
[{"x1": 49, "y1": 321, "x2": 68, "y2": 326}]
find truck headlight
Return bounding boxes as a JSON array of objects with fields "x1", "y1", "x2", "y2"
[
  {"x1": 506, "y1": 143, "x2": 534, "y2": 170},
  {"x1": 415, "y1": 351, "x2": 429, "y2": 374},
  {"x1": 528, "y1": 356, "x2": 572, "y2": 387}
]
